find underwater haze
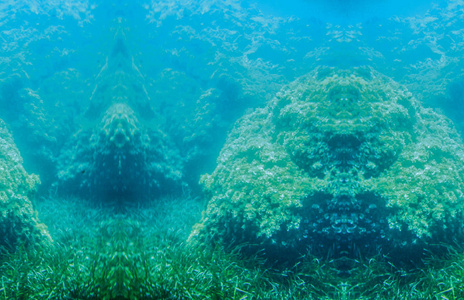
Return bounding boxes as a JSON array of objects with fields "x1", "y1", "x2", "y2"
[{"x1": 1, "y1": 0, "x2": 464, "y2": 299}]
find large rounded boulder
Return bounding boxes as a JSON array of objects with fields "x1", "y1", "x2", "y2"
[
  {"x1": 189, "y1": 67, "x2": 464, "y2": 259},
  {"x1": 56, "y1": 33, "x2": 184, "y2": 201}
]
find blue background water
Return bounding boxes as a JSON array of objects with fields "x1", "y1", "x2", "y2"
[
  {"x1": 2, "y1": 1, "x2": 464, "y2": 298},
  {"x1": 1, "y1": 0, "x2": 464, "y2": 193}
]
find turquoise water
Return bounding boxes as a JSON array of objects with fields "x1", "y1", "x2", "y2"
[{"x1": 1, "y1": 0, "x2": 464, "y2": 299}]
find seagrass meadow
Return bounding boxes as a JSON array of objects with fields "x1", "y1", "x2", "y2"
[
  {"x1": 2, "y1": 0, "x2": 464, "y2": 299},
  {"x1": 1, "y1": 196, "x2": 464, "y2": 299}
]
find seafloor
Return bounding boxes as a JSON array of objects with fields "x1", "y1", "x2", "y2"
[{"x1": 1, "y1": 195, "x2": 463, "y2": 299}]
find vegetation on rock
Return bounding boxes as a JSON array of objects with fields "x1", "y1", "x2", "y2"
[
  {"x1": 0, "y1": 119, "x2": 51, "y2": 253},
  {"x1": 191, "y1": 67, "x2": 464, "y2": 259}
]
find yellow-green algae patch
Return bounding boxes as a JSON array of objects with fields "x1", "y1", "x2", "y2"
[
  {"x1": 190, "y1": 67, "x2": 464, "y2": 258},
  {"x1": 0, "y1": 119, "x2": 51, "y2": 252}
]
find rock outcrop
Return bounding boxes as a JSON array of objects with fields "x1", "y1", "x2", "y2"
[
  {"x1": 190, "y1": 67, "x2": 464, "y2": 259},
  {"x1": 0, "y1": 119, "x2": 51, "y2": 252}
]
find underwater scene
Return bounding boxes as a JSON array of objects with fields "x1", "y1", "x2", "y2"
[{"x1": 2, "y1": 0, "x2": 464, "y2": 299}]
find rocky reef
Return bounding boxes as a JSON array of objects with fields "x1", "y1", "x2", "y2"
[
  {"x1": 0, "y1": 118, "x2": 51, "y2": 252},
  {"x1": 190, "y1": 67, "x2": 464, "y2": 259},
  {"x1": 56, "y1": 29, "x2": 184, "y2": 201}
]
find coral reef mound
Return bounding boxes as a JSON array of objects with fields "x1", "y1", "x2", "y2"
[
  {"x1": 190, "y1": 67, "x2": 464, "y2": 259},
  {"x1": 0, "y1": 119, "x2": 51, "y2": 252}
]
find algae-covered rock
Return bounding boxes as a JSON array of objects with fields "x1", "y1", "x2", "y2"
[
  {"x1": 57, "y1": 101, "x2": 183, "y2": 200},
  {"x1": 0, "y1": 119, "x2": 51, "y2": 252},
  {"x1": 190, "y1": 67, "x2": 464, "y2": 258},
  {"x1": 56, "y1": 27, "x2": 184, "y2": 200}
]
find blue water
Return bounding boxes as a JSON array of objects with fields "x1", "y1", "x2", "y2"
[
  {"x1": 1, "y1": 0, "x2": 464, "y2": 297},
  {"x1": 0, "y1": 0, "x2": 461, "y2": 230},
  {"x1": 7, "y1": 0, "x2": 459, "y2": 174}
]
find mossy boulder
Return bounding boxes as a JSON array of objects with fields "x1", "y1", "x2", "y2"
[
  {"x1": 190, "y1": 67, "x2": 464, "y2": 259},
  {"x1": 57, "y1": 102, "x2": 183, "y2": 200},
  {"x1": 56, "y1": 33, "x2": 184, "y2": 201},
  {"x1": 0, "y1": 119, "x2": 51, "y2": 252}
]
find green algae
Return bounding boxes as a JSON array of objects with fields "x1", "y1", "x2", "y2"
[
  {"x1": 56, "y1": 29, "x2": 185, "y2": 200},
  {"x1": 0, "y1": 118, "x2": 51, "y2": 253},
  {"x1": 190, "y1": 67, "x2": 464, "y2": 258}
]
